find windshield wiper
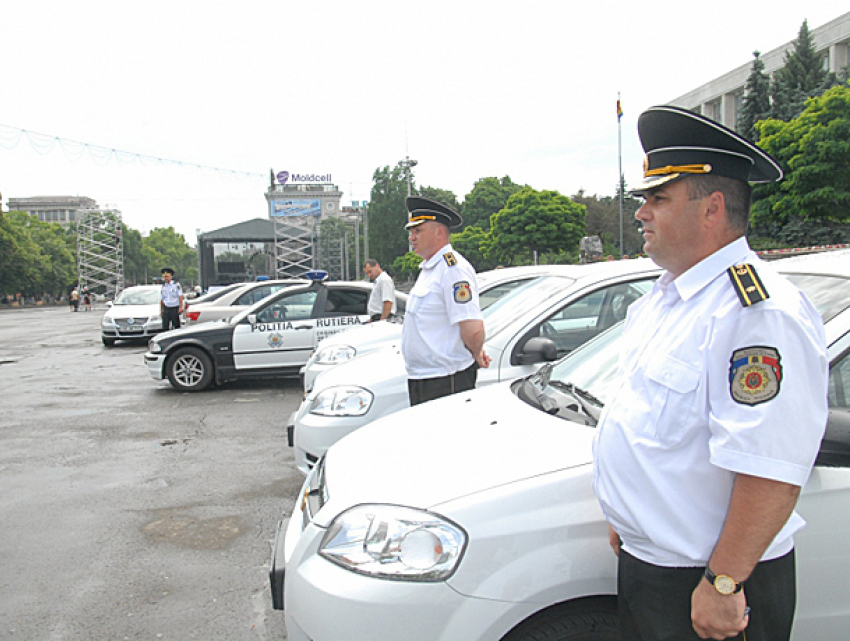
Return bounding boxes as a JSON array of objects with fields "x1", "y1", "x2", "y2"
[{"x1": 547, "y1": 381, "x2": 602, "y2": 425}]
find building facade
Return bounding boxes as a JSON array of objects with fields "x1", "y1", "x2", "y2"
[
  {"x1": 671, "y1": 11, "x2": 850, "y2": 128},
  {"x1": 8, "y1": 195, "x2": 98, "y2": 226}
]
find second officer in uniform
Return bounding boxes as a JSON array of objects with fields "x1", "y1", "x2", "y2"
[
  {"x1": 402, "y1": 196, "x2": 491, "y2": 406},
  {"x1": 160, "y1": 268, "x2": 184, "y2": 331}
]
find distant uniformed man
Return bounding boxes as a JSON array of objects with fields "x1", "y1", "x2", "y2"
[
  {"x1": 592, "y1": 106, "x2": 828, "y2": 640},
  {"x1": 160, "y1": 268, "x2": 184, "y2": 331},
  {"x1": 402, "y1": 196, "x2": 491, "y2": 406}
]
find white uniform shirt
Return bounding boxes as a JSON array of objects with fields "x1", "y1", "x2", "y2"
[
  {"x1": 593, "y1": 237, "x2": 828, "y2": 567},
  {"x1": 161, "y1": 281, "x2": 183, "y2": 308},
  {"x1": 402, "y1": 243, "x2": 482, "y2": 379},
  {"x1": 368, "y1": 271, "x2": 397, "y2": 316}
]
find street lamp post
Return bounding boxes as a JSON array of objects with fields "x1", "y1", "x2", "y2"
[{"x1": 399, "y1": 156, "x2": 418, "y2": 252}]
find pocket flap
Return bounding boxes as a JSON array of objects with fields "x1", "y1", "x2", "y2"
[{"x1": 646, "y1": 354, "x2": 701, "y2": 394}]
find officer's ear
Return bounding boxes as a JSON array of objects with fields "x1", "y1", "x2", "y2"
[{"x1": 702, "y1": 191, "x2": 726, "y2": 230}]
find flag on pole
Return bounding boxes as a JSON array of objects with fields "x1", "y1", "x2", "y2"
[{"x1": 617, "y1": 99, "x2": 623, "y2": 120}]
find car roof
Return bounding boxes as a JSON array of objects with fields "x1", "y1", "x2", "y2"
[
  {"x1": 477, "y1": 258, "x2": 661, "y2": 286},
  {"x1": 772, "y1": 248, "x2": 850, "y2": 277}
]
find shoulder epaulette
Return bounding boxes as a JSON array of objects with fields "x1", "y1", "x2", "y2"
[
  {"x1": 727, "y1": 263, "x2": 769, "y2": 307},
  {"x1": 443, "y1": 252, "x2": 457, "y2": 267}
]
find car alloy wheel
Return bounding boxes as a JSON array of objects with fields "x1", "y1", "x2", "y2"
[{"x1": 166, "y1": 347, "x2": 214, "y2": 392}]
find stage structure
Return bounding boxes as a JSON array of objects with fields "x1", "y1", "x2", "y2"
[{"x1": 76, "y1": 208, "x2": 125, "y2": 299}]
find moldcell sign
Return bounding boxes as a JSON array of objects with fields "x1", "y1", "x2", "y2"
[{"x1": 276, "y1": 171, "x2": 332, "y2": 185}]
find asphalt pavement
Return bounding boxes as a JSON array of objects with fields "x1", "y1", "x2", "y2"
[{"x1": 0, "y1": 306, "x2": 303, "y2": 640}]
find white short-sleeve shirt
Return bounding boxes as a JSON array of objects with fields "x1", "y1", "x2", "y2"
[
  {"x1": 368, "y1": 271, "x2": 397, "y2": 316},
  {"x1": 592, "y1": 237, "x2": 828, "y2": 567},
  {"x1": 161, "y1": 281, "x2": 182, "y2": 308},
  {"x1": 402, "y1": 243, "x2": 482, "y2": 379}
]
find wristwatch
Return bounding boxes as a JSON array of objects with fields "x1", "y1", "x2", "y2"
[{"x1": 704, "y1": 567, "x2": 744, "y2": 595}]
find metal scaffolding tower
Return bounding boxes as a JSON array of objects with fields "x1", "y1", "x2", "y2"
[
  {"x1": 272, "y1": 216, "x2": 316, "y2": 278},
  {"x1": 76, "y1": 209, "x2": 125, "y2": 299}
]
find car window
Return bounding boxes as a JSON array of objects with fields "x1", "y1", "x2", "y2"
[
  {"x1": 483, "y1": 276, "x2": 577, "y2": 340},
  {"x1": 235, "y1": 283, "x2": 293, "y2": 307},
  {"x1": 785, "y1": 274, "x2": 850, "y2": 323},
  {"x1": 324, "y1": 288, "x2": 369, "y2": 316},
  {"x1": 530, "y1": 279, "x2": 654, "y2": 357},
  {"x1": 479, "y1": 278, "x2": 534, "y2": 310},
  {"x1": 829, "y1": 349, "x2": 850, "y2": 409},
  {"x1": 192, "y1": 283, "x2": 243, "y2": 304},
  {"x1": 114, "y1": 288, "x2": 161, "y2": 305},
  {"x1": 255, "y1": 290, "x2": 317, "y2": 323}
]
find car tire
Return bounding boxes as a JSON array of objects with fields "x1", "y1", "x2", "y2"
[
  {"x1": 501, "y1": 599, "x2": 619, "y2": 641},
  {"x1": 166, "y1": 347, "x2": 214, "y2": 392},
  {"x1": 102, "y1": 337, "x2": 115, "y2": 347}
]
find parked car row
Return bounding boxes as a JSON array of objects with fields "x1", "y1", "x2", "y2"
[{"x1": 272, "y1": 249, "x2": 850, "y2": 641}]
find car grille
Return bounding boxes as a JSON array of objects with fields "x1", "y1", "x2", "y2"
[{"x1": 115, "y1": 317, "x2": 148, "y2": 327}]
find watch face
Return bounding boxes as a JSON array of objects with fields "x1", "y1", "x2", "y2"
[{"x1": 715, "y1": 575, "x2": 737, "y2": 595}]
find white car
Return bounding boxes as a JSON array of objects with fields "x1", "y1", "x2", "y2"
[
  {"x1": 292, "y1": 259, "x2": 663, "y2": 473},
  {"x1": 100, "y1": 285, "x2": 163, "y2": 347},
  {"x1": 183, "y1": 279, "x2": 308, "y2": 325},
  {"x1": 300, "y1": 265, "x2": 600, "y2": 393},
  {"x1": 271, "y1": 249, "x2": 850, "y2": 641}
]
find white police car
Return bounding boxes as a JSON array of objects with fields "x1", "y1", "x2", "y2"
[
  {"x1": 144, "y1": 272, "x2": 407, "y2": 392},
  {"x1": 292, "y1": 259, "x2": 662, "y2": 473},
  {"x1": 183, "y1": 278, "x2": 308, "y2": 326},
  {"x1": 271, "y1": 250, "x2": 850, "y2": 641}
]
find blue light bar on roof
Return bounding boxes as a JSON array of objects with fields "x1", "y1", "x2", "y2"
[{"x1": 306, "y1": 270, "x2": 329, "y2": 282}]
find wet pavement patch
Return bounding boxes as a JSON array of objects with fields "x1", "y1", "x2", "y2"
[{"x1": 142, "y1": 511, "x2": 247, "y2": 550}]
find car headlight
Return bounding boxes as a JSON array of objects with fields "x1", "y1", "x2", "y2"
[
  {"x1": 148, "y1": 316, "x2": 163, "y2": 327},
  {"x1": 101, "y1": 316, "x2": 114, "y2": 327},
  {"x1": 314, "y1": 344, "x2": 357, "y2": 365},
  {"x1": 148, "y1": 339, "x2": 162, "y2": 353},
  {"x1": 319, "y1": 505, "x2": 467, "y2": 581},
  {"x1": 309, "y1": 386, "x2": 373, "y2": 416}
]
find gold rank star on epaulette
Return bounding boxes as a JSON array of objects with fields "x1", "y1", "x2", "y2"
[
  {"x1": 727, "y1": 263, "x2": 769, "y2": 307},
  {"x1": 443, "y1": 252, "x2": 457, "y2": 267}
]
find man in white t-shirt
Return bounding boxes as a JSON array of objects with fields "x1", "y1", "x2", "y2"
[{"x1": 363, "y1": 259, "x2": 396, "y2": 322}]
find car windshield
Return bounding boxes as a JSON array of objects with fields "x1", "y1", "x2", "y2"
[
  {"x1": 783, "y1": 273, "x2": 850, "y2": 323},
  {"x1": 114, "y1": 288, "x2": 161, "y2": 305},
  {"x1": 192, "y1": 283, "x2": 244, "y2": 304},
  {"x1": 483, "y1": 276, "x2": 577, "y2": 339}
]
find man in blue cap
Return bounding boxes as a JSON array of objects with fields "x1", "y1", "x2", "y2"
[
  {"x1": 402, "y1": 196, "x2": 491, "y2": 406},
  {"x1": 592, "y1": 106, "x2": 828, "y2": 640}
]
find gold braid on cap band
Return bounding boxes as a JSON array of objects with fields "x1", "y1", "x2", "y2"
[
  {"x1": 644, "y1": 163, "x2": 712, "y2": 177},
  {"x1": 408, "y1": 215, "x2": 437, "y2": 223}
]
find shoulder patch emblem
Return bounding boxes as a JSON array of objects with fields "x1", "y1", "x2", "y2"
[
  {"x1": 727, "y1": 263, "x2": 768, "y2": 307},
  {"x1": 729, "y1": 346, "x2": 782, "y2": 406},
  {"x1": 443, "y1": 252, "x2": 458, "y2": 267},
  {"x1": 453, "y1": 281, "x2": 472, "y2": 304}
]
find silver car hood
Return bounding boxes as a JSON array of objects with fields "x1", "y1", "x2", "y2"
[{"x1": 314, "y1": 381, "x2": 596, "y2": 526}]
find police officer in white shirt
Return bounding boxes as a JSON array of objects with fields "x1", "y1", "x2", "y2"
[
  {"x1": 402, "y1": 196, "x2": 491, "y2": 406},
  {"x1": 160, "y1": 268, "x2": 184, "y2": 331},
  {"x1": 363, "y1": 259, "x2": 396, "y2": 322},
  {"x1": 592, "y1": 106, "x2": 828, "y2": 641}
]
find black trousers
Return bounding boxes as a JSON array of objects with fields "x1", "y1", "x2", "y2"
[
  {"x1": 162, "y1": 306, "x2": 181, "y2": 331},
  {"x1": 407, "y1": 362, "x2": 477, "y2": 406},
  {"x1": 618, "y1": 549, "x2": 796, "y2": 641}
]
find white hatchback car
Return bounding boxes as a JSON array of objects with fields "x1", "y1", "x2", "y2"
[
  {"x1": 292, "y1": 259, "x2": 663, "y2": 473},
  {"x1": 100, "y1": 285, "x2": 163, "y2": 347},
  {"x1": 272, "y1": 249, "x2": 850, "y2": 641}
]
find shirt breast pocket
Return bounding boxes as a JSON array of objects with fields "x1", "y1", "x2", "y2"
[{"x1": 645, "y1": 354, "x2": 702, "y2": 446}]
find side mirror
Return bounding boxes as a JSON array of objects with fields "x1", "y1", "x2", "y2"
[
  {"x1": 106, "y1": 301, "x2": 113, "y2": 308},
  {"x1": 247, "y1": 314, "x2": 258, "y2": 325},
  {"x1": 516, "y1": 337, "x2": 558, "y2": 365}
]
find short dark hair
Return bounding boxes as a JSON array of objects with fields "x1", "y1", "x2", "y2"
[
  {"x1": 364, "y1": 258, "x2": 378, "y2": 268},
  {"x1": 684, "y1": 175, "x2": 752, "y2": 234}
]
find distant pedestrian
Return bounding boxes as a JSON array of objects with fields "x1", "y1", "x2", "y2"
[
  {"x1": 160, "y1": 268, "x2": 184, "y2": 331},
  {"x1": 70, "y1": 287, "x2": 80, "y2": 312},
  {"x1": 83, "y1": 291, "x2": 92, "y2": 312},
  {"x1": 363, "y1": 259, "x2": 396, "y2": 322}
]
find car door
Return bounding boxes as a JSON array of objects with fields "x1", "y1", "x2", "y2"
[
  {"x1": 315, "y1": 286, "x2": 371, "y2": 343},
  {"x1": 499, "y1": 278, "x2": 656, "y2": 382},
  {"x1": 232, "y1": 288, "x2": 319, "y2": 370}
]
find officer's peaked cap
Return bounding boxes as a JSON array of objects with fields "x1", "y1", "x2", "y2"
[
  {"x1": 161, "y1": 268, "x2": 175, "y2": 275},
  {"x1": 405, "y1": 196, "x2": 463, "y2": 230},
  {"x1": 632, "y1": 105, "x2": 783, "y2": 196}
]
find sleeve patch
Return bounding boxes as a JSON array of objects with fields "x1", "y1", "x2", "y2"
[
  {"x1": 453, "y1": 281, "x2": 472, "y2": 304},
  {"x1": 443, "y1": 252, "x2": 457, "y2": 267},
  {"x1": 727, "y1": 263, "x2": 768, "y2": 307},
  {"x1": 729, "y1": 346, "x2": 782, "y2": 405}
]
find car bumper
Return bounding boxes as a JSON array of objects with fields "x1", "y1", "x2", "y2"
[
  {"x1": 102, "y1": 326, "x2": 162, "y2": 341},
  {"x1": 293, "y1": 407, "x2": 374, "y2": 476},
  {"x1": 144, "y1": 353, "x2": 166, "y2": 380},
  {"x1": 278, "y1": 507, "x2": 517, "y2": 641}
]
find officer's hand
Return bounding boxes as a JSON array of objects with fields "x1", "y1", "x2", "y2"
[
  {"x1": 608, "y1": 525, "x2": 621, "y2": 556},
  {"x1": 691, "y1": 579, "x2": 748, "y2": 639},
  {"x1": 477, "y1": 351, "x2": 492, "y2": 368}
]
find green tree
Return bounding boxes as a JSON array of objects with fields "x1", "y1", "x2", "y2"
[
  {"x1": 461, "y1": 176, "x2": 524, "y2": 230},
  {"x1": 738, "y1": 51, "x2": 772, "y2": 142},
  {"x1": 24, "y1": 215, "x2": 77, "y2": 295},
  {"x1": 572, "y1": 187, "x2": 643, "y2": 257},
  {"x1": 143, "y1": 227, "x2": 198, "y2": 284},
  {"x1": 450, "y1": 226, "x2": 496, "y2": 271},
  {"x1": 367, "y1": 164, "x2": 409, "y2": 269},
  {"x1": 770, "y1": 20, "x2": 828, "y2": 121},
  {"x1": 419, "y1": 186, "x2": 461, "y2": 216},
  {"x1": 751, "y1": 83, "x2": 850, "y2": 242},
  {"x1": 391, "y1": 251, "x2": 422, "y2": 283},
  {"x1": 121, "y1": 226, "x2": 148, "y2": 285},
  {"x1": 489, "y1": 188, "x2": 586, "y2": 265},
  {"x1": 0, "y1": 211, "x2": 48, "y2": 298}
]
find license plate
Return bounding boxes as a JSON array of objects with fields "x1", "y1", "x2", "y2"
[{"x1": 128, "y1": 326, "x2": 142, "y2": 332}]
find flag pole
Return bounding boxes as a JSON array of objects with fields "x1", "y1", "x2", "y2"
[{"x1": 617, "y1": 93, "x2": 624, "y2": 258}]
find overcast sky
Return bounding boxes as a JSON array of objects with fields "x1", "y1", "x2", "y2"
[{"x1": 3, "y1": 2, "x2": 848, "y2": 244}]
